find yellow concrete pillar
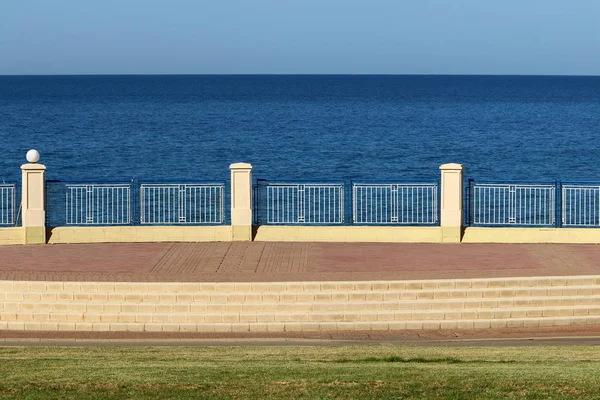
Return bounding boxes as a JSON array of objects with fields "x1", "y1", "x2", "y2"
[
  {"x1": 440, "y1": 163, "x2": 463, "y2": 243},
  {"x1": 230, "y1": 162, "x2": 253, "y2": 241},
  {"x1": 21, "y1": 150, "x2": 46, "y2": 244}
]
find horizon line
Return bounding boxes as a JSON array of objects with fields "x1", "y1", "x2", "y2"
[{"x1": 1, "y1": 73, "x2": 600, "y2": 78}]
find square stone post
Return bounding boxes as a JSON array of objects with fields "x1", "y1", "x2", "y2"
[
  {"x1": 21, "y1": 150, "x2": 46, "y2": 244},
  {"x1": 440, "y1": 163, "x2": 463, "y2": 243},
  {"x1": 230, "y1": 162, "x2": 253, "y2": 241}
]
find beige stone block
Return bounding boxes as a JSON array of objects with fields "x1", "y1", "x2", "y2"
[
  {"x1": 406, "y1": 282, "x2": 422, "y2": 290},
  {"x1": 460, "y1": 311, "x2": 478, "y2": 319},
  {"x1": 264, "y1": 323, "x2": 284, "y2": 332},
  {"x1": 7, "y1": 321, "x2": 25, "y2": 330},
  {"x1": 523, "y1": 319, "x2": 540, "y2": 328},
  {"x1": 90, "y1": 293, "x2": 107, "y2": 302},
  {"x1": 103, "y1": 304, "x2": 121, "y2": 313},
  {"x1": 385, "y1": 321, "x2": 404, "y2": 330},
  {"x1": 168, "y1": 314, "x2": 188, "y2": 323},
  {"x1": 125, "y1": 294, "x2": 143, "y2": 302},
  {"x1": 405, "y1": 321, "x2": 423, "y2": 330},
  {"x1": 438, "y1": 281, "x2": 456, "y2": 289},
  {"x1": 215, "y1": 283, "x2": 235, "y2": 292},
  {"x1": 423, "y1": 321, "x2": 441, "y2": 330},
  {"x1": 225, "y1": 304, "x2": 242, "y2": 313},
  {"x1": 108, "y1": 293, "x2": 126, "y2": 302},
  {"x1": 507, "y1": 320, "x2": 525, "y2": 328},
  {"x1": 382, "y1": 303, "x2": 400, "y2": 311},
  {"x1": 526, "y1": 310, "x2": 544, "y2": 317},
  {"x1": 490, "y1": 320, "x2": 508, "y2": 328},
  {"x1": 471, "y1": 280, "x2": 488, "y2": 289},
  {"x1": 477, "y1": 311, "x2": 495, "y2": 319},
  {"x1": 195, "y1": 323, "x2": 215, "y2": 332},
  {"x1": 348, "y1": 321, "x2": 368, "y2": 331},
  {"x1": 192, "y1": 294, "x2": 210, "y2": 302},
  {"x1": 455, "y1": 281, "x2": 472, "y2": 289},
  {"x1": 23, "y1": 322, "x2": 42, "y2": 331},
  {"x1": 472, "y1": 320, "x2": 490, "y2": 329},
  {"x1": 510, "y1": 310, "x2": 527, "y2": 318},
  {"x1": 57, "y1": 293, "x2": 73, "y2": 301},
  {"x1": 230, "y1": 323, "x2": 249, "y2": 332},
  {"x1": 3, "y1": 302, "x2": 19, "y2": 311},
  {"x1": 117, "y1": 314, "x2": 137, "y2": 323},
  {"x1": 16, "y1": 313, "x2": 34, "y2": 322},
  {"x1": 206, "y1": 304, "x2": 224, "y2": 313},
  {"x1": 440, "y1": 320, "x2": 459, "y2": 329},
  {"x1": 57, "y1": 322, "x2": 76, "y2": 331},
  {"x1": 457, "y1": 321, "x2": 474, "y2": 329},
  {"x1": 5, "y1": 293, "x2": 23, "y2": 301},
  {"x1": 466, "y1": 290, "x2": 483, "y2": 298},
  {"x1": 82, "y1": 313, "x2": 102, "y2": 322},
  {"x1": 443, "y1": 311, "x2": 462, "y2": 320},
  {"x1": 246, "y1": 323, "x2": 266, "y2": 332},
  {"x1": 279, "y1": 294, "x2": 296, "y2": 302},
  {"x1": 199, "y1": 283, "x2": 217, "y2": 291},
  {"x1": 416, "y1": 292, "x2": 434, "y2": 300},
  {"x1": 238, "y1": 314, "x2": 256, "y2": 323},
  {"x1": 177, "y1": 323, "x2": 197, "y2": 332},
  {"x1": 207, "y1": 294, "x2": 226, "y2": 302},
  {"x1": 35, "y1": 304, "x2": 52, "y2": 313},
  {"x1": 162, "y1": 324, "x2": 180, "y2": 332}
]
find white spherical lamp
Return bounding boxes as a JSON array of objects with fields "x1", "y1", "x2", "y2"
[{"x1": 26, "y1": 149, "x2": 40, "y2": 163}]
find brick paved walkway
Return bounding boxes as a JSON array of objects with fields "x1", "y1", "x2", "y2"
[{"x1": 0, "y1": 242, "x2": 599, "y2": 282}]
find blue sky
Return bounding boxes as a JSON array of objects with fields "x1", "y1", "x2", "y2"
[{"x1": 1, "y1": 0, "x2": 599, "y2": 75}]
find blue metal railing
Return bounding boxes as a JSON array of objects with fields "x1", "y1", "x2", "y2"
[
  {"x1": 468, "y1": 180, "x2": 556, "y2": 227},
  {"x1": 254, "y1": 179, "x2": 345, "y2": 225},
  {"x1": 466, "y1": 179, "x2": 600, "y2": 228},
  {"x1": 352, "y1": 181, "x2": 439, "y2": 225},
  {"x1": 254, "y1": 178, "x2": 440, "y2": 226},
  {"x1": 46, "y1": 180, "x2": 226, "y2": 227},
  {"x1": 561, "y1": 181, "x2": 600, "y2": 227},
  {"x1": 0, "y1": 182, "x2": 18, "y2": 226}
]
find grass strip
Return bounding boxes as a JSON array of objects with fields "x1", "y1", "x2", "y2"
[{"x1": 0, "y1": 345, "x2": 599, "y2": 399}]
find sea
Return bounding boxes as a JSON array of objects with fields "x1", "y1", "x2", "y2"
[{"x1": 1, "y1": 75, "x2": 599, "y2": 183}]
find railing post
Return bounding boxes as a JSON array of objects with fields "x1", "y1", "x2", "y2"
[
  {"x1": 230, "y1": 162, "x2": 253, "y2": 241},
  {"x1": 21, "y1": 150, "x2": 47, "y2": 244},
  {"x1": 555, "y1": 180, "x2": 562, "y2": 228},
  {"x1": 344, "y1": 179, "x2": 353, "y2": 225},
  {"x1": 439, "y1": 163, "x2": 463, "y2": 243}
]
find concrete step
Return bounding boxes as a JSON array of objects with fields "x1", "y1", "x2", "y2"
[
  {"x1": 5, "y1": 305, "x2": 600, "y2": 325},
  {"x1": 4, "y1": 286, "x2": 600, "y2": 304},
  {"x1": 2, "y1": 276, "x2": 600, "y2": 293},
  {"x1": 4, "y1": 315, "x2": 600, "y2": 333},
  {"x1": 4, "y1": 296, "x2": 600, "y2": 314}
]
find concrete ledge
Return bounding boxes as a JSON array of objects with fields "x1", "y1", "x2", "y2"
[
  {"x1": 253, "y1": 226, "x2": 442, "y2": 243},
  {"x1": 463, "y1": 227, "x2": 600, "y2": 244},
  {"x1": 0, "y1": 227, "x2": 24, "y2": 245},
  {"x1": 46, "y1": 226, "x2": 232, "y2": 244}
]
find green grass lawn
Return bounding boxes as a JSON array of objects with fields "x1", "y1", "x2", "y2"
[{"x1": 1, "y1": 345, "x2": 600, "y2": 399}]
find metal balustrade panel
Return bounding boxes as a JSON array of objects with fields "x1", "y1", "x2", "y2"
[
  {"x1": 0, "y1": 184, "x2": 16, "y2": 226},
  {"x1": 470, "y1": 182, "x2": 555, "y2": 226},
  {"x1": 140, "y1": 184, "x2": 224, "y2": 224},
  {"x1": 353, "y1": 183, "x2": 438, "y2": 225},
  {"x1": 65, "y1": 184, "x2": 131, "y2": 225},
  {"x1": 260, "y1": 183, "x2": 344, "y2": 224},
  {"x1": 562, "y1": 185, "x2": 600, "y2": 227}
]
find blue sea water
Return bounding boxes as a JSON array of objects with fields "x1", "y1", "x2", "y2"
[{"x1": 1, "y1": 75, "x2": 599, "y2": 182}]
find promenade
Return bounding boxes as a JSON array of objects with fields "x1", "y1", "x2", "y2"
[{"x1": 0, "y1": 242, "x2": 599, "y2": 282}]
